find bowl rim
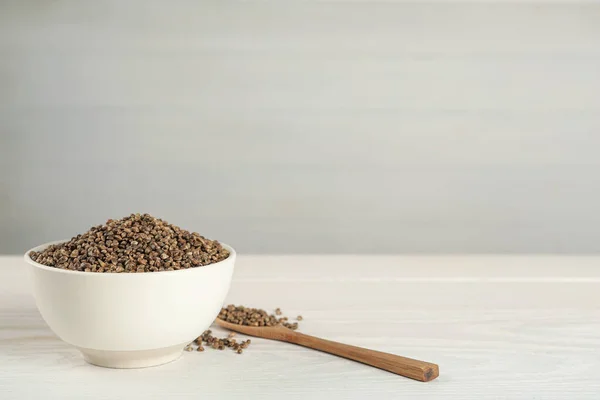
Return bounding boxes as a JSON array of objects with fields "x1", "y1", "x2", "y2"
[{"x1": 24, "y1": 239, "x2": 236, "y2": 277}]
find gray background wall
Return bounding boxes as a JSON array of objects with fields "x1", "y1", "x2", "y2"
[{"x1": 1, "y1": 1, "x2": 600, "y2": 254}]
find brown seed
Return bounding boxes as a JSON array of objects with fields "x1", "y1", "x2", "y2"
[
  {"x1": 197, "y1": 346, "x2": 204, "y2": 352},
  {"x1": 218, "y1": 304, "x2": 302, "y2": 334},
  {"x1": 207, "y1": 304, "x2": 304, "y2": 356},
  {"x1": 184, "y1": 345, "x2": 193, "y2": 352},
  {"x1": 29, "y1": 213, "x2": 230, "y2": 273},
  {"x1": 275, "y1": 308, "x2": 282, "y2": 316},
  {"x1": 236, "y1": 348, "x2": 243, "y2": 354}
]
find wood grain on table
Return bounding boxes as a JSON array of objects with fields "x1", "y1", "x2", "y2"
[{"x1": 1, "y1": 255, "x2": 599, "y2": 399}]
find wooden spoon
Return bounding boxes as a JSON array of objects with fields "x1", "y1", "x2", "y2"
[{"x1": 216, "y1": 319, "x2": 439, "y2": 382}]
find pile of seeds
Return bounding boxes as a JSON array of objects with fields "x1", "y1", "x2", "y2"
[
  {"x1": 218, "y1": 304, "x2": 301, "y2": 330},
  {"x1": 185, "y1": 330, "x2": 251, "y2": 354},
  {"x1": 29, "y1": 213, "x2": 230, "y2": 273},
  {"x1": 185, "y1": 305, "x2": 304, "y2": 355}
]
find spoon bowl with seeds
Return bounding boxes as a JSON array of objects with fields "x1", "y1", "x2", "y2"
[{"x1": 216, "y1": 305, "x2": 439, "y2": 382}]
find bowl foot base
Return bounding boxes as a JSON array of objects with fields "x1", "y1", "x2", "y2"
[{"x1": 78, "y1": 344, "x2": 185, "y2": 368}]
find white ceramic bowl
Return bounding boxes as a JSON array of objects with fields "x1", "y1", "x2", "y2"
[{"x1": 24, "y1": 240, "x2": 235, "y2": 368}]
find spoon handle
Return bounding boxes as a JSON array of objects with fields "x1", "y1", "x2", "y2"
[{"x1": 286, "y1": 331, "x2": 439, "y2": 382}]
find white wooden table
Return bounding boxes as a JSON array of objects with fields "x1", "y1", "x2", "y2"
[{"x1": 1, "y1": 255, "x2": 599, "y2": 399}]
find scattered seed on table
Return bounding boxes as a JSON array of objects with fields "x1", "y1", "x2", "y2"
[{"x1": 187, "y1": 305, "x2": 302, "y2": 357}]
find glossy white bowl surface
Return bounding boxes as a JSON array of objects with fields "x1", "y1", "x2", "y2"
[{"x1": 24, "y1": 240, "x2": 235, "y2": 368}]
